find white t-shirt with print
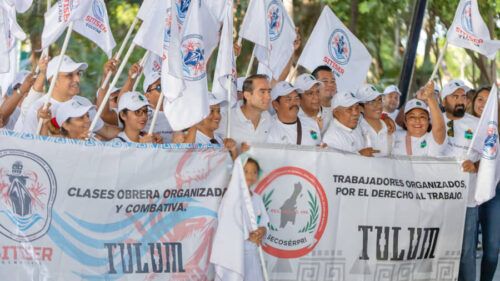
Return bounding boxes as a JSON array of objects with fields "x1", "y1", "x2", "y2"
[
  {"x1": 322, "y1": 118, "x2": 366, "y2": 153},
  {"x1": 266, "y1": 116, "x2": 321, "y2": 146}
]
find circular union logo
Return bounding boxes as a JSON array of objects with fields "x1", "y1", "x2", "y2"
[
  {"x1": 0, "y1": 150, "x2": 57, "y2": 242},
  {"x1": 461, "y1": 1, "x2": 473, "y2": 33},
  {"x1": 255, "y1": 166, "x2": 328, "y2": 258},
  {"x1": 482, "y1": 122, "x2": 498, "y2": 160},
  {"x1": 328, "y1": 29, "x2": 351, "y2": 65},
  {"x1": 176, "y1": 0, "x2": 191, "y2": 24},
  {"x1": 181, "y1": 34, "x2": 206, "y2": 81},
  {"x1": 92, "y1": 0, "x2": 105, "y2": 22},
  {"x1": 267, "y1": 0, "x2": 284, "y2": 41}
]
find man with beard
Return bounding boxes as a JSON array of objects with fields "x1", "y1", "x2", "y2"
[
  {"x1": 322, "y1": 91, "x2": 377, "y2": 157},
  {"x1": 440, "y1": 79, "x2": 481, "y2": 281},
  {"x1": 266, "y1": 81, "x2": 321, "y2": 146}
]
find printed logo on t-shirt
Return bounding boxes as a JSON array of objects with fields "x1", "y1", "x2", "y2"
[
  {"x1": 420, "y1": 140, "x2": 427, "y2": 148},
  {"x1": 464, "y1": 129, "x2": 473, "y2": 140},
  {"x1": 310, "y1": 130, "x2": 318, "y2": 140}
]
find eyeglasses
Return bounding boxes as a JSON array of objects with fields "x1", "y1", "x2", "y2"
[
  {"x1": 133, "y1": 108, "x2": 149, "y2": 117},
  {"x1": 147, "y1": 84, "x2": 161, "y2": 93},
  {"x1": 447, "y1": 120, "x2": 454, "y2": 137}
]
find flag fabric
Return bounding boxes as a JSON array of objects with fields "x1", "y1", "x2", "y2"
[
  {"x1": 41, "y1": 0, "x2": 92, "y2": 49},
  {"x1": 468, "y1": 85, "x2": 499, "y2": 204},
  {"x1": 0, "y1": 2, "x2": 26, "y2": 95},
  {"x1": 73, "y1": 0, "x2": 116, "y2": 57},
  {"x1": 297, "y1": 6, "x2": 372, "y2": 92},
  {"x1": 212, "y1": 0, "x2": 237, "y2": 105},
  {"x1": 4, "y1": 0, "x2": 32, "y2": 13},
  {"x1": 239, "y1": 0, "x2": 270, "y2": 69},
  {"x1": 447, "y1": 0, "x2": 500, "y2": 60},
  {"x1": 211, "y1": 157, "x2": 258, "y2": 281},
  {"x1": 254, "y1": 0, "x2": 295, "y2": 79},
  {"x1": 133, "y1": 0, "x2": 168, "y2": 57},
  {"x1": 163, "y1": 0, "x2": 219, "y2": 130}
]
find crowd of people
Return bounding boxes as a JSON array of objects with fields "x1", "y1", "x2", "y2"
[{"x1": 0, "y1": 50, "x2": 498, "y2": 281}]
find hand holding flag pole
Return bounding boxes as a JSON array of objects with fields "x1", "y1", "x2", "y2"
[
  {"x1": 36, "y1": 22, "x2": 74, "y2": 134},
  {"x1": 132, "y1": 51, "x2": 150, "y2": 91}
]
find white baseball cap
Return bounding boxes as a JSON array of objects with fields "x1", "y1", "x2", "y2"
[
  {"x1": 441, "y1": 79, "x2": 471, "y2": 100},
  {"x1": 383, "y1": 85, "x2": 401, "y2": 96},
  {"x1": 357, "y1": 84, "x2": 382, "y2": 103},
  {"x1": 294, "y1": 74, "x2": 322, "y2": 93},
  {"x1": 271, "y1": 81, "x2": 299, "y2": 101},
  {"x1": 332, "y1": 91, "x2": 360, "y2": 110},
  {"x1": 54, "y1": 99, "x2": 94, "y2": 127},
  {"x1": 208, "y1": 92, "x2": 228, "y2": 107},
  {"x1": 47, "y1": 55, "x2": 88, "y2": 80},
  {"x1": 404, "y1": 99, "x2": 429, "y2": 114},
  {"x1": 237, "y1": 77, "x2": 247, "y2": 92},
  {"x1": 118, "y1": 91, "x2": 150, "y2": 112}
]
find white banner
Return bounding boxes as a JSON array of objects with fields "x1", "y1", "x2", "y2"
[
  {"x1": 0, "y1": 131, "x2": 232, "y2": 280},
  {"x1": 249, "y1": 144, "x2": 469, "y2": 281}
]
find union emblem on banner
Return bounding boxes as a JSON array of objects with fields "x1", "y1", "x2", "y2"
[
  {"x1": 329, "y1": 29, "x2": 351, "y2": 66},
  {"x1": 181, "y1": 34, "x2": 206, "y2": 81},
  {"x1": 0, "y1": 150, "x2": 56, "y2": 242},
  {"x1": 255, "y1": 166, "x2": 328, "y2": 259},
  {"x1": 267, "y1": 0, "x2": 283, "y2": 42}
]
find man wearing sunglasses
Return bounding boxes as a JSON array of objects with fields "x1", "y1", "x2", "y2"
[
  {"x1": 20, "y1": 55, "x2": 119, "y2": 140},
  {"x1": 440, "y1": 79, "x2": 481, "y2": 281}
]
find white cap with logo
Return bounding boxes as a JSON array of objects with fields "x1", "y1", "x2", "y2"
[
  {"x1": 404, "y1": 99, "x2": 429, "y2": 114},
  {"x1": 383, "y1": 85, "x2": 401, "y2": 96},
  {"x1": 271, "y1": 81, "x2": 299, "y2": 101},
  {"x1": 332, "y1": 91, "x2": 360, "y2": 110},
  {"x1": 118, "y1": 91, "x2": 150, "y2": 112},
  {"x1": 47, "y1": 55, "x2": 88, "y2": 80},
  {"x1": 54, "y1": 99, "x2": 94, "y2": 127},
  {"x1": 441, "y1": 79, "x2": 471, "y2": 100},
  {"x1": 294, "y1": 74, "x2": 322, "y2": 93},
  {"x1": 357, "y1": 84, "x2": 382, "y2": 103}
]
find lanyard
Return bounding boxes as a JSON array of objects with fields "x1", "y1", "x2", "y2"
[{"x1": 296, "y1": 118, "x2": 302, "y2": 145}]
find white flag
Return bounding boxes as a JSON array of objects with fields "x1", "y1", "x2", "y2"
[
  {"x1": 239, "y1": 0, "x2": 270, "y2": 69},
  {"x1": 41, "y1": 0, "x2": 92, "y2": 49},
  {"x1": 212, "y1": 0, "x2": 237, "y2": 104},
  {"x1": 163, "y1": 0, "x2": 219, "y2": 130},
  {"x1": 211, "y1": 157, "x2": 258, "y2": 281},
  {"x1": 447, "y1": 0, "x2": 500, "y2": 60},
  {"x1": 5, "y1": 0, "x2": 32, "y2": 13},
  {"x1": 136, "y1": 0, "x2": 154, "y2": 20},
  {"x1": 297, "y1": 6, "x2": 372, "y2": 92},
  {"x1": 469, "y1": 85, "x2": 499, "y2": 204},
  {"x1": 133, "y1": 0, "x2": 167, "y2": 57},
  {"x1": 254, "y1": 0, "x2": 295, "y2": 79},
  {"x1": 73, "y1": 0, "x2": 116, "y2": 57}
]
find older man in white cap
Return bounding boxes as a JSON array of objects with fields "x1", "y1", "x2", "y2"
[
  {"x1": 295, "y1": 73, "x2": 332, "y2": 134},
  {"x1": 382, "y1": 85, "x2": 401, "y2": 120},
  {"x1": 322, "y1": 91, "x2": 377, "y2": 156},
  {"x1": 266, "y1": 81, "x2": 321, "y2": 146},
  {"x1": 21, "y1": 55, "x2": 119, "y2": 139},
  {"x1": 438, "y1": 79, "x2": 481, "y2": 281}
]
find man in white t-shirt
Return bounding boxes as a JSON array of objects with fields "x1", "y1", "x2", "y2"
[
  {"x1": 21, "y1": 55, "x2": 118, "y2": 139},
  {"x1": 440, "y1": 79, "x2": 481, "y2": 281},
  {"x1": 266, "y1": 81, "x2": 321, "y2": 146},
  {"x1": 312, "y1": 65, "x2": 337, "y2": 131},
  {"x1": 295, "y1": 73, "x2": 332, "y2": 134},
  {"x1": 322, "y1": 91, "x2": 377, "y2": 156},
  {"x1": 382, "y1": 85, "x2": 401, "y2": 120}
]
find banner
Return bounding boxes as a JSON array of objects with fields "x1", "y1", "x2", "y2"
[
  {"x1": 249, "y1": 144, "x2": 469, "y2": 281},
  {"x1": 0, "y1": 131, "x2": 232, "y2": 280},
  {"x1": 297, "y1": 6, "x2": 372, "y2": 92}
]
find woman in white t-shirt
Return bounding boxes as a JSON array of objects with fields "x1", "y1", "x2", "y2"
[
  {"x1": 392, "y1": 82, "x2": 446, "y2": 157},
  {"x1": 357, "y1": 84, "x2": 394, "y2": 157},
  {"x1": 112, "y1": 91, "x2": 162, "y2": 144}
]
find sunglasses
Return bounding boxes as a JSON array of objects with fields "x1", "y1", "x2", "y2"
[
  {"x1": 447, "y1": 120, "x2": 454, "y2": 137},
  {"x1": 147, "y1": 84, "x2": 161, "y2": 93}
]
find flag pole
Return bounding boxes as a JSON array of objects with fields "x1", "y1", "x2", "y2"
[
  {"x1": 226, "y1": 77, "x2": 233, "y2": 138},
  {"x1": 89, "y1": 42, "x2": 137, "y2": 133},
  {"x1": 245, "y1": 47, "x2": 255, "y2": 77},
  {"x1": 428, "y1": 40, "x2": 448, "y2": 83},
  {"x1": 258, "y1": 246, "x2": 270, "y2": 281},
  {"x1": 36, "y1": 22, "x2": 74, "y2": 134},
  {"x1": 286, "y1": 63, "x2": 299, "y2": 83},
  {"x1": 100, "y1": 17, "x2": 140, "y2": 90},
  {"x1": 147, "y1": 88, "x2": 164, "y2": 135},
  {"x1": 132, "y1": 50, "x2": 150, "y2": 91}
]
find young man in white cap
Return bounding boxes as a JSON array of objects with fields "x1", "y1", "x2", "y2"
[
  {"x1": 113, "y1": 91, "x2": 162, "y2": 144},
  {"x1": 266, "y1": 81, "x2": 321, "y2": 146},
  {"x1": 311, "y1": 65, "x2": 337, "y2": 112},
  {"x1": 224, "y1": 74, "x2": 272, "y2": 149},
  {"x1": 322, "y1": 91, "x2": 377, "y2": 156},
  {"x1": 357, "y1": 84, "x2": 394, "y2": 156},
  {"x1": 295, "y1": 73, "x2": 332, "y2": 134},
  {"x1": 439, "y1": 79, "x2": 481, "y2": 281},
  {"x1": 21, "y1": 55, "x2": 118, "y2": 139},
  {"x1": 382, "y1": 85, "x2": 401, "y2": 120}
]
